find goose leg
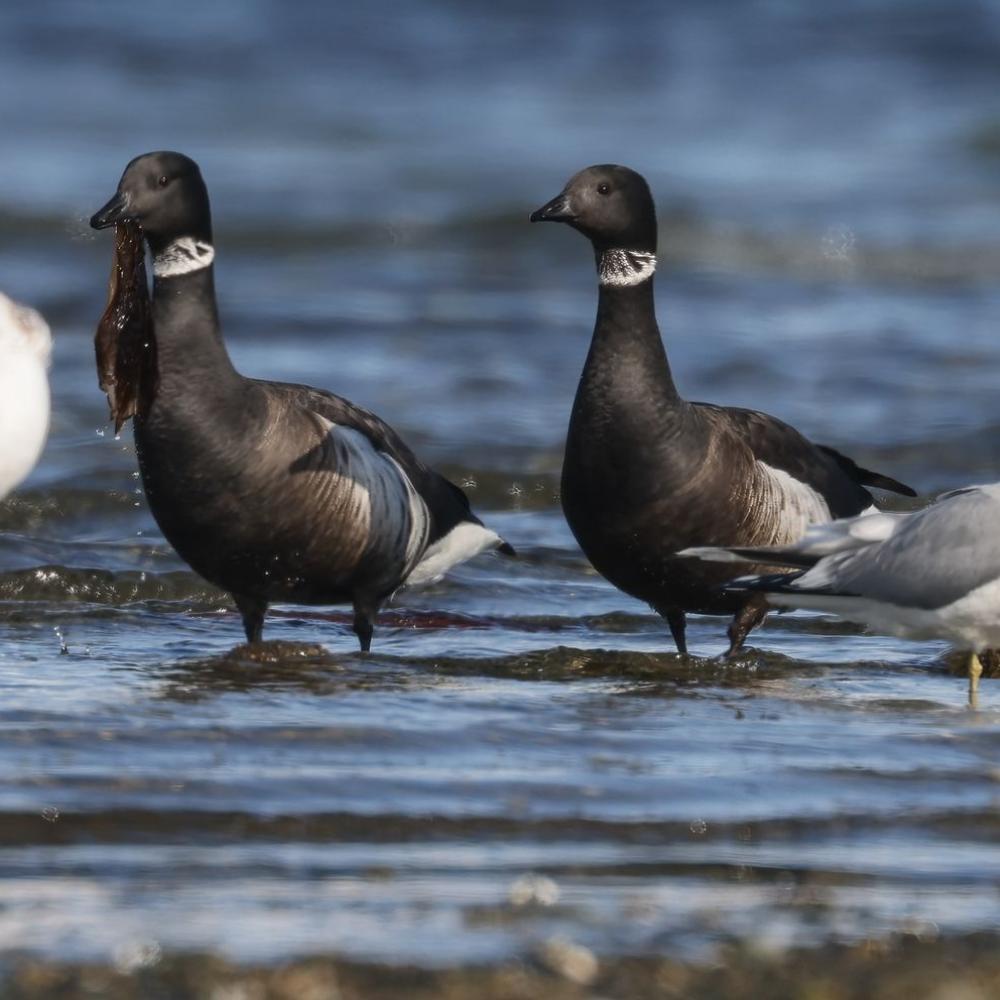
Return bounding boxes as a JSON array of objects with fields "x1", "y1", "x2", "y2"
[
  {"x1": 659, "y1": 607, "x2": 687, "y2": 655},
  {"x1": 968, "y1": 651, "x2": 983, "y2": 710},
  {"x1": 234, "y1": 594, "x2": 267, "y2": 644},
  {"x1": 725, "y1": 595, "x2": 769, "y2": 657},
  {"x1": 352, "y1": 600, "x2": 377, "y2": 653}
]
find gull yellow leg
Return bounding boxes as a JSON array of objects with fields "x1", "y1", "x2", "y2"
[{"x1": 968, "y1": 652, "x2": 983, "y2": 710}]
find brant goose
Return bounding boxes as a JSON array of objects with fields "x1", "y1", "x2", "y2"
[
  {"x1": 530, "y1": 164, "x2": 914, "y2": 655},
  {"x1": 682, "y1": 485, "x2": 1000, "y2": 705},
  {"x1": 90, "y1": 151, "x2": 513, "y2": 649},
  {"x1": 0, "y1": 293, "x2": 50, "y2": 499}
]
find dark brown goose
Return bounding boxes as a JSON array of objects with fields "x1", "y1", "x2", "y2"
[
  {"x1": 530, "y1": 163, "x2": 915, "y2": 655},
  {"x1": 90, "y1": 150, "x2": 513, "y2": 649}
]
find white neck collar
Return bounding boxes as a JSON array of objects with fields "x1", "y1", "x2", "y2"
[
  {"x1": 153, "y1": 237, "x2": 215, "y2": 279},
  {"x1": 598, "y1": 248, "x2": 657, "y2": 288}
]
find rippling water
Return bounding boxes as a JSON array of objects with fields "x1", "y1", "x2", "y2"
[{"x1": 1, "y1": 0, "x2": 999, "y2": 972}]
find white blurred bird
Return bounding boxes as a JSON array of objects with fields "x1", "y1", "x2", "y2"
[{"x1": 0, "y1": 293, "x2": 51, "y2": 499}]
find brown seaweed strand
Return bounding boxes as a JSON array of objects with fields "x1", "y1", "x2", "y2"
[{"x1": 94, "y1": 222, "x2": 157, "y2": 432}]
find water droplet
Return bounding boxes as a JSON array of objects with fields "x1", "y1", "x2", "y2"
[
  {"x1": 689, "y1": 818, "x2": 708, "y2": 835},
  {"x1": 52, "y1": 626, "x2": 68, "y2": 655}
]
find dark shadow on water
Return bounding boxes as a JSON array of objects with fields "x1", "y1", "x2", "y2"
[
  {"x1": 151, "y1": 630, "x2": 995, "y2": 705},
  {"x1": 6, "y1": 931, "x2": 1000, "y2": 999},
  {"x1": 157, "y1": 640, "x2": 415, "y2": 700},
  {"x1": 154, "y1": 641, "x2": 823, "y2": 701},
  {"x1": 9, "y1": 799, "x2": 1000, "y2": 849},
  {"x1": 761, "y1": 612, "x2": 868, "y2": 637},
  {"x1": 404, "y1": 645, "x2": 829, "y2": 690}
]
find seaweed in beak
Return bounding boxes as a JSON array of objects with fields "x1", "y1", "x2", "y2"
[{"x1": 94, "y1": 221, "x2": 157, "y2": 432}]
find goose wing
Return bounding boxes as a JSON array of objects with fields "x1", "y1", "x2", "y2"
[
  {"x1": 696, "y1": 403, "x2": 914, "y2": 518},
  {"x1": 262, "y1": 380, "x2": 514, "y2": 584}
]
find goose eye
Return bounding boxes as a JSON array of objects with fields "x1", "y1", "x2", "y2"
[
  {"x1": 597, "y1": 183, "x2": 610, "y2": 195},
  {"x1": 157, "y1": 175, "x2": 169, "y2": 188}
]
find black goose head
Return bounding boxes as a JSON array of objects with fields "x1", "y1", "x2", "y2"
[
  {"x1": 530, "y1": 164, "x2": 657, "y2": 254},
  {"x1": 90, "y1": 151, "x2": 212, "y2": 252}
]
